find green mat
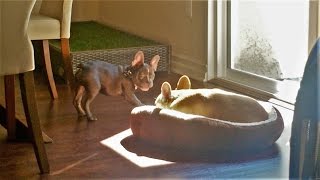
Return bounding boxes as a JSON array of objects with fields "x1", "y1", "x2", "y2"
[
  {"x1": 41, "y1": 21, "x2": 169, "y2": 81},
  {"x1": 50, "y1": 21, "x2": 159, "y2": 52}
]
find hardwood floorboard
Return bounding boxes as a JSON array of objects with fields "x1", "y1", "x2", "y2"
[{"x1": 0, "y1": 71, "x2": 293, "y2": 179}]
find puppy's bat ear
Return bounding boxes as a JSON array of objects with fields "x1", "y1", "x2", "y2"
[
  {"x1": 161, "y1": 82, "x2": 171, "y2": 99},
  {"x1": 132, "y1": 51, "x2": 144, "y2": 67},
  {"x1": 176, "y1": 75, "x2": 191, "y2": 90},
  {"x1": 150, "y1": 55, "x2": 160, "y2": 71}
]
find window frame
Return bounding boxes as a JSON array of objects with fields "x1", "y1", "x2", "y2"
[{"x1": 207, "y1": 0, "x2": 319, "y2": 105}]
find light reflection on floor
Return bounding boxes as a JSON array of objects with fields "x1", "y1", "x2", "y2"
[
  {"x1": 50, "y1": 153, "x2": 99, "y2": 175},
  {"x1": 100, "y1": 129, "x2": 174, "y2": 168}
]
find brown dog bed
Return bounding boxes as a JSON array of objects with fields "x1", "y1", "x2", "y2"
[{"x1": 130, "y1": 102, "x2": 284, "y2": 153}]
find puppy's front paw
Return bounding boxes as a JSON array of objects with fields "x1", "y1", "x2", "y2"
[
  {"x1": 129, "y1": 100, "x2": 144, "y2": 107},
  {"x1": 87, "y1": 116, "x2": 98, "y2": 121},
  {"x1": 78, "y1": 112, "x2": 86, "y2": 117},
  {"x1": 137, "y1": 102, "x2": 145, "y2": 106}
]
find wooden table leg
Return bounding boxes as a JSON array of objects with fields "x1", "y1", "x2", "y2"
[
  {"x1": 4, "y1": 75, "x2": 16, "y2": 140},
  {"x1": 61, "y1": 38, "x2": 74, "y2": 86},
  {"x1": 42, "y1": 40, "x2": 58, "y2": 99},
  {"x1": 19, "y1": 71, "x2": 50, "y2": 174},
  {"x1": 0, "y1": 105, "x2": 52, "y2": 143}
]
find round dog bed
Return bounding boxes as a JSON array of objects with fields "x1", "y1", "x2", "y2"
[{"x1": 130, "y1": 102, "x2": 284, "y2": 153}]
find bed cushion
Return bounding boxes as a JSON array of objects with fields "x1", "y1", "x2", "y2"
[{"x1": 130, "y1": 102, "x2": 284, "y2": 153}]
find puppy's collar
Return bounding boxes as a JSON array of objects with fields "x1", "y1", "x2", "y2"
[{"x1": 123, "y1": 65, "x2": 141, "y2": 79}]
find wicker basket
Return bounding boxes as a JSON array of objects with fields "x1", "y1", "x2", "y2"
[
  {"x1": 49, "y1": 41, "x2": 170, "y2": 80},
  {"x1": 46, "y1": 21, "x2": 171, "y2": 80},
  {"x1": 68, "y1": 45, "x2": 170, "y2": 74}
]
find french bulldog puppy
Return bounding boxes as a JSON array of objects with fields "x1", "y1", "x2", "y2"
[
  {"x1": 155, "y1": 75, "x2": 268, "y2": 123},
  {"x1": 74, "y1": 51, "x2": 160, "y2": 121}
]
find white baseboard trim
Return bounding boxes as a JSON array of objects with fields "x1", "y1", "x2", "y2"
[{"x1": 170, "y1": 53, "x2": 207, "y2": 81}]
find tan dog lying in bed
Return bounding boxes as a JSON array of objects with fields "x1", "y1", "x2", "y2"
[{"x1": 155, "y1": 75, "x2": 268, "y2": 123}]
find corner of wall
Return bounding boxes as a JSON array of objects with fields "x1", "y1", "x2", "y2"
[{"x1": 170, "y1": 53, "x2": 207, "y2": 81}]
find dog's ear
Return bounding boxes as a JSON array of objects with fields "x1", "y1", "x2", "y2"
[
  {"x1": 176, "y1": 75, "x2": 191, "y2": 90},
  {"x1": 161, "y1": 82, "x2": 171, "y2": 99},
  {"x1": 132, "y1": 51, "x2": 144, "y2": 67},
  {"x1": 150, "y1": 55, "x2": 160, "y2": 71}
]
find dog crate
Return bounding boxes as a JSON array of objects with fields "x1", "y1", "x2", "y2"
[{"x1": 46, "y1": 21, "x2": 171, "y2": 80}]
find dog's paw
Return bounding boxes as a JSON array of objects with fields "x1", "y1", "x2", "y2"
[
  {"x1": 87, "y1": 116, "x2": 98, "y2": 121},
  {"x1": 77, "y1": 115, "x2": 87, "y2": 121},
  {"x1": 78, "y1": 112, "x2": 86, "y2": 117}
]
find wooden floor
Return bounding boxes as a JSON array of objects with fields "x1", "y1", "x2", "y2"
[{"x1": 0, "y1": 71, "x2": 294, "y2": 179}]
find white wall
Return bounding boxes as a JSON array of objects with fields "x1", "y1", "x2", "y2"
[{"x1": 71, "y1": 0, "x2": 208, "y2": 81}]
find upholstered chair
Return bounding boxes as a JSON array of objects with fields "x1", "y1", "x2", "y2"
[
  {"x1": 28, "y1": 0, "x2": 74, "y2": 99},
  {"x1": 0, "y1": 0, "x2": 50, "y2": 173}
]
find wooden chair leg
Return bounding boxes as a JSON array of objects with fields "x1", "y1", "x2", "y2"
[
  {"x1": 4, "y1": 75, "x2": 16, "y2": 140},
  {"x1": 19, "y1": 71, "x2": 50, "y2": 174},
  {"x1": 61, "y1": 38, "x2": 74, "y2": 87},
  {"x1": 42, "y1": 40, "x2": 58, "y2": 99}
]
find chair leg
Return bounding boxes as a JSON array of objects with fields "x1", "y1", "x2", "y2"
[
  {"x1": 19, "y1": 71, "x2": 50, "y2": 174},
  {"x1": 61, "y1": 38, "x2": 74, "y2": 87},
  {"x1": 42, "y1": 40, "x2": 58, "y2": 99},
  {"x1": 4, "y1": 75, "x2": 16, "y2": 140}
]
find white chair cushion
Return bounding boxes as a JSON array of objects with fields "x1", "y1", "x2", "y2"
[
  {"x1": 27, "y1": 14, "x2": 60, "y2": 40},
  {"x1": 0, "y1": 0, "x2": 36, "y2": 75}
]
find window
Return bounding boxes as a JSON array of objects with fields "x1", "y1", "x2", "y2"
[{"x1": 207, "y1": 0, "x2": 319, "y2": 105}]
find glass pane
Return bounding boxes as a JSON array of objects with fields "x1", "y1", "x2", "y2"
[{"x1": 230, "y1": 0, "x2": 309, "y2": 82}]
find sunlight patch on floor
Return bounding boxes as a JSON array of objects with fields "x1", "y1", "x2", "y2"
[
  {"x1": 100, "y1": 129, "x2": 174, "y2": 168},
  {"x1": 50, "y1": 153, "x2": 99, "y2": 175}
]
